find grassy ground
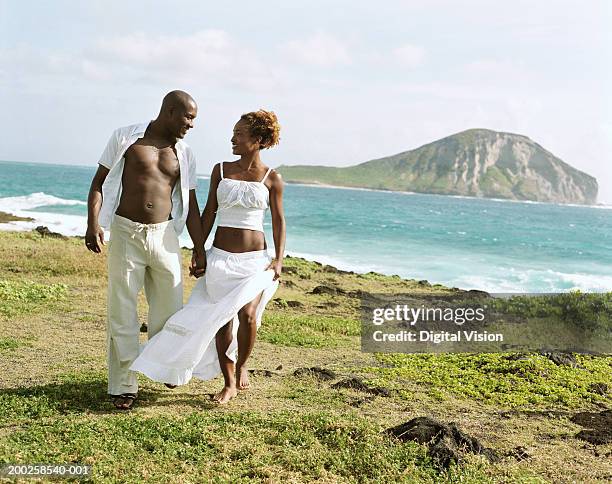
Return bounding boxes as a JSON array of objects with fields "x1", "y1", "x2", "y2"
[{"x1": 0, "y1": 230, "x2": 610, "y2": 483}]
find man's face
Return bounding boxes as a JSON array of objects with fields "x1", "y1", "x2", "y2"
[{"x1": 170, "y1": 101, "x2": 197, "y2": 139}]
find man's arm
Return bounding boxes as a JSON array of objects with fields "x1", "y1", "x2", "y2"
[
  {"x1": 186, "y1": 189, "x2": 206, "y2": 277},
  {"x1": 85, "y1": 165, "x2": 110, "y2": 253}
]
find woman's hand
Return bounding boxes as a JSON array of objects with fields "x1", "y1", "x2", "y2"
[
  {"x1": 190, "y1": 251, "x2": 206, "y2": 278},
  {"x1": 266, "y1": 259, "x2": 283, "y2": 281}
]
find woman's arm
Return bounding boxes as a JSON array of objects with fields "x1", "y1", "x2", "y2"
[
  {"x1": 200, "y1": 163, "x2": 221, "y2": 244},
  {"x1": 267, "y1": 170, "x2": 286, "y2": 280}
]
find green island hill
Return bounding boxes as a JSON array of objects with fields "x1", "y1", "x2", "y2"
[{"x1": 277, "y1": 129, "x2": 598, "y2": 205}]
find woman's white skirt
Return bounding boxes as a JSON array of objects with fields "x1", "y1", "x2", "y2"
[{"x1": 130, "y1": 246, "x2": 279, "y2": 385}]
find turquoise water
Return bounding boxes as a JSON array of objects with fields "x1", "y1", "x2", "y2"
[{"x1": 1, "y1": 160, "x2": 610, "y2": 292}]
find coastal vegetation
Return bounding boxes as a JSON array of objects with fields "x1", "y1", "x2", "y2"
[{"x1": 0, "y1": 230, "x2": 610, "y2": 482}]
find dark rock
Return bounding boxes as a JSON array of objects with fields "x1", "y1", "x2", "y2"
[
  {"x1": 507, "y1": 446, "x2": 531, "y2": 461},
  {"x1": 571, "y1": 409, "x2": 612, "y2": 445},
  {"x1": 348, "y1": 289, "x2": 374, "y2": 300},
  {"x1": 293, "y1": 367, "x2": 337, "y2": 381},
  {"x1": 541, "y1": 351, "x2": 585, "y2": 368},
  {"x1": 140, "y1": 323, "x2": 147, "y2": 333},
  {"x1": 322, "y1": 265, "x2": 339, "y2": 273},
  {"x1": 331, "y1": 377, "x2": 390, "y2": 397},
  {"x1": 587, "y1": 382, "x2": 608, "y2": 396},
  {"x1": 273, "y1": 298, "x2": 286, "y2": 307},
  {"x1": 311, "y1": 285, "x2": 346, "y2": 296},
  {"x1": 466, "y1": 289, "x2": 491, "y2": 298},
  {"x1": 275, "y1": 364, "x2": 283, "y2": 371},
  {"x1": 503, "y1": 353, "x2": 532, "y2": 361},
  {"x1": 286, "y1": 300, "x2": 303, "y2": 308},
  {"x1": 417, "y1": 280, "x2": 430, "y2": 286},
  {"x1": 282, "y1": 280, "x2": 297, "y2": 288},
  {"x1": 282, "y1": 266, "x2": 299, "y2": 274},
  {"x1": 385, "y1": 417, "x2": 498, "y2": 469},
  {"x1": 347, "y1": 396, "x2": 376, "y2": 407},
  {"x1": 35, "y1": 226, "x2": 67, "y2": 239},
  {"x1": 248, "y1": 369, "x2": 276, "y2": 377}
]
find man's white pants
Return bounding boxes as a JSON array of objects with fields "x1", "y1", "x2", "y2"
[{"x1": 107, "y1": 214, "x2": 183, "y2": 395}]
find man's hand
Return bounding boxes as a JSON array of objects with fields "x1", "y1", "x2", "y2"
[
  {"x1": 190, "y1": 251, "x2": 206, "y2": 278},
  {"x1": 266, "y1": 259, "x2": 283, "y2": 281},
  {"x1": 85, "y1": 224, "x2": 105, "y2": 253}
]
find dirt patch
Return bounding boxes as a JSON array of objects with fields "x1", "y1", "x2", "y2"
[
  {"x1": 331, "y1": 377, "x2": 390, "y2": 397},
  {"x1": 571, "y1": 409, "x2": 612, "y2": 445},
  {"x1": 293, "y1": 367, "x2": 337, "y2": 381},
  {"x1": 311, "y1": 285, "x2": 346, "y2": 296},
  {"x1": 385, "y1": 416, "x2": 498, "y2": 469},
  {"x1": 541, "y1": 351, "x2": 585, "y2": 368}
]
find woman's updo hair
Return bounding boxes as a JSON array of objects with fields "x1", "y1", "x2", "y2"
[{"x1": 240, "y1": 110, "x2": 281, "y2": 149}]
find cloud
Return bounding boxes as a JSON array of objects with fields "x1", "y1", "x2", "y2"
[
  {"x1": 281, "y1": 32, "x2": 351, "y2": 67},
  {"x1": 392, "y1": 44, "x2": 426, "y2": 68},
  {"x1": 88, "y1": 30, "x2": 276, "y2": 90}
]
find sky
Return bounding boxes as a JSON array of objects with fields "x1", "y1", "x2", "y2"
[{"x1": 1, "y1": 1, "x2": 610, "y2": 202}]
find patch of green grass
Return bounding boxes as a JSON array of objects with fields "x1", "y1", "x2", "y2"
[
  {"x1": 283, "y1": 256, "x2": 320, "y2": 279},
  {"x1": 0, "y1": 337, "x2": 33, "y2": 351},
  {"x1": 0, "y1": 279, "x2": 68, "y2": 318},
  {"x1": 260, "y1": 313, "x2": 360, "y2": 348},
  {"x1": 0, "y1": 211, "x2": 34, "y2": 223},
  {"x1": 0, "y1": 371, "x2": 109, "y2": 425},
  {"x1": 489, "y1": 291, "x2": 612, "y2": 333},
  {"x1": 0, "y1": 231, "x2": 106, "y2": 278},
  {"x1": 0, "y1": 410, "x2": 516, "y2": 483},
  {"x1": 364, "y1": 353, "x2": 612, "y2": 408}
]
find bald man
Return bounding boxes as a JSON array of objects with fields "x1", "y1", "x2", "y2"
[{"x1": 85, "y1": 90, "x2": 206, "y2": 409}]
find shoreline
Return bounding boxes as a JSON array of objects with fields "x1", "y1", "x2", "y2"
[
  {"x1": 284, "y1": 180, "x2": 610, "y2": 210},
  {"x1": 0, "y1": 210, "x2": 437, "y2": 288},
  {"x1": 0, "y1": 160, "x2": 608, "y2": 208}
]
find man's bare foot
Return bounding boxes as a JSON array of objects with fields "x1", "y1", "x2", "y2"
[
  {"x1": 111, "y1": 393, "x2": 137, "y2": 410},
  {"x1": 237, "y1": 366, "x2": 250, "y2": 390},
  {"x1": 212, "y1": 385, "x2": 237, "y2": 404}
]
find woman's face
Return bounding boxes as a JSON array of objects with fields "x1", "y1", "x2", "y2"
[{"x1": 231, "y1": 120, "x2": 260, "y2": 155}]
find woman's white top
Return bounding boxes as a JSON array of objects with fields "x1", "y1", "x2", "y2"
[{"x1": 216, "y1": 162, "x2": 272, "y2": 233}]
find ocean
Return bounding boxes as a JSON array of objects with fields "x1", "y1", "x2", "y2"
[{"x1": 0, "y1": 160, "x2": 610, "y2": 293}]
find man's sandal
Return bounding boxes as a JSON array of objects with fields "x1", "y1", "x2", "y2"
[
  {"x1": 111, "y1": 393, "x2": 137, "y2": 410},
  {"x1": 164, "y1": 383, "x2": 177, "y2": 389}
]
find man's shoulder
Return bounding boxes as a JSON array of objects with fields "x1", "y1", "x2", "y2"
[
  {"x1": 113, "y1": 122, "x2": 149, "y2": 137},
  {"x1": 176, "y1": 139, "x2": 194, "y2": 157}
]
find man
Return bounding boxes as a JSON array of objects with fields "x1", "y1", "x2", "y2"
[{"x1": 85, "y1": 90, "x2": 206, "y2": 410}]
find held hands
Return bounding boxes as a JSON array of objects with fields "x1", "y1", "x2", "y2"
[
  {"x1": 190, "y1": 250, "x2": 206, "y2": 278},
  {"x1": 85, "y1": 225, "x2": 105, "y2": 253},
  {"x1": 266, "y1": 259, "x2": 283, "y2": 281}
]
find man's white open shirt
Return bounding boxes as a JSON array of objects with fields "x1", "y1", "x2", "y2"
[{"x1": 97, "y1": 122, "x2": 197, "y2": 234}]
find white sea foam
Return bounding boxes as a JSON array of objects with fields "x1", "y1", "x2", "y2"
[
  {"x1": 285, "y1": 250, "x2": 388, "y2": 275},
  {"x1": 0, "y1": 193, "x2": 90, "y2": 235},
  {"x1": 0, "y1": 192, "x2": 86, "y2": 211},
  {"x1": 452, "y1": 268, "x2": 612, "y2": 293},
  {"x1": 0, "y1": 211, "x2": 88, "y2": 237}
]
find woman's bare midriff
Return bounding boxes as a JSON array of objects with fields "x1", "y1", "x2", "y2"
[{"x1": 213, "y1": 226, "x2": 267, "y2": 253}]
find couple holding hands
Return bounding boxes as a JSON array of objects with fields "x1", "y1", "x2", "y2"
[{"x1": 85, "y1": 90, "x2": 285, "y2": 409}]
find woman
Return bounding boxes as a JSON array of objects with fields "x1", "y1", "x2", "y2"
[{"x1": 131, "y1": 110, "x2": 285, "y2": 404}]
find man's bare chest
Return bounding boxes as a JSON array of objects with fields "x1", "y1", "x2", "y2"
[{"x1": 124, "y1": 142, "x2": 180, "y2": 180}]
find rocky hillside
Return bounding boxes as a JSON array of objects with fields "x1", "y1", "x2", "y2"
[{"x1": 277, "y1": 129, "x2": 598, "y2": 204}]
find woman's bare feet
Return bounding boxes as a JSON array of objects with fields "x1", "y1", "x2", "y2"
[
  {"x1": 237, "y1": 366, "x2": 250, "y2": 390},
  {"x1": 212, "y1": 385, "x2": 237, "y2": 404}
]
